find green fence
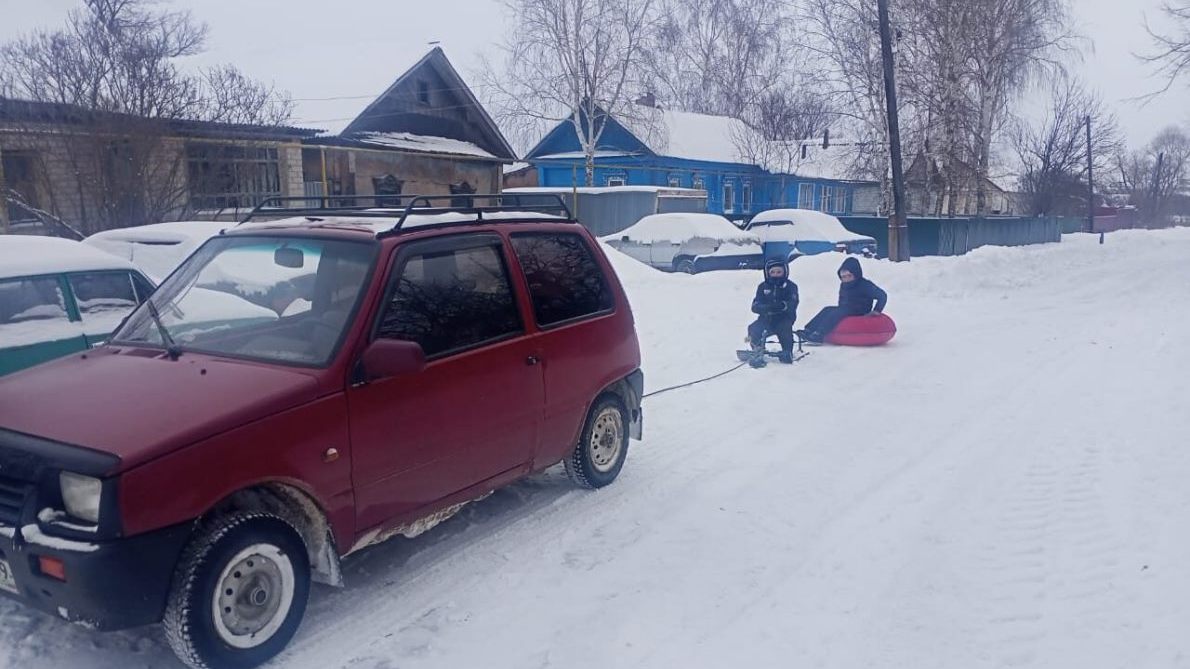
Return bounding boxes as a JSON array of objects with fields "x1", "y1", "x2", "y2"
[{"x1": 839, "y1": 216, "x2": 1064, "y2": 258}]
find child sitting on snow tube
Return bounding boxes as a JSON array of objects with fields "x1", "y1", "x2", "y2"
[{"x1": 798, "y1": 257, "x2": 889, "y2": 344}]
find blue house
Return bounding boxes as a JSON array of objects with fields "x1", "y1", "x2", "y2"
[{"x1": 524, "y1": 107, "x2": 879, "y2": 219}]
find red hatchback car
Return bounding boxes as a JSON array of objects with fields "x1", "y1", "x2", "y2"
[{"x1": 0, "y1": 196, "x2": 643, "y2": 669}]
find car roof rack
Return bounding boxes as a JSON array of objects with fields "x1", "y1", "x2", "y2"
[{"x1": 237, "y1": 193, "x2": 575, "y2": 237}]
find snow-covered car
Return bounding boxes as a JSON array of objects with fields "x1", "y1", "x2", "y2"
[
  {"x1": 747, "y1": 209, "x2": 878, "y2": 257},
  {"x1": 0, "y1": 235, "x2": 155, "y2": 376},
  {"x1": 83, "y1": 221, "x2": 229, "y2": 282},
  {"x1": 603, "y1": 213, "x2": 766, "y2": 274}
]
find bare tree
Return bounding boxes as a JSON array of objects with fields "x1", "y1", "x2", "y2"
[
  {"x1": 484, "y1": 0, "x2": 656, "y2": 185},
  {"x1": 1116, "y1": 126, "x2": 1190, "y2": 225},
  {"x1": 1013, "y1": 77, "x2": 1122, "y2": 216},
  {"x1": 0, "y1": 0, "x2": 294, "y2": 232},
  {"x1": 1141, "y1": 1, "x2": 1190, "y2": 95},
  {"x1": 963, "y1": 0, "x2": 1073, "y2": 213},
  {"x1": 201, "y1": 65, "x2": 295, "y2": 127},
  {"x1": 644, "y1": 0, "x2": 801, "y2": 118},
  {"x1": 802, "y1": 0, "x2": 899, "y2": 208}
]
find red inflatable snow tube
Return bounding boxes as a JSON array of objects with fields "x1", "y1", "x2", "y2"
[{"x1": 825, "y1": 313, "x2": 897, "y2": 346}]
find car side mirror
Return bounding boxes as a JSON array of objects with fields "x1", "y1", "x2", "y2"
[{"x1": 360, "y1": 339, "x2": 425, "y2": 382}]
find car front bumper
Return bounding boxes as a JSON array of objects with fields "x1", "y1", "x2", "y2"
[{"x1": 0, "y1": 520, "x2": 192, "y2": 630}]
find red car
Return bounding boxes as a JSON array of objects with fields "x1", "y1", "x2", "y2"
[{"x1": 0, "y1": 197, "x2": 643, "y2": 669}]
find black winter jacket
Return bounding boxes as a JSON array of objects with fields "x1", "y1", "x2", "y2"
[
  {"x1": 837, "y1": 256, "x2": 887, "y2": 315},
  {"x1": 752, "y1": 258, "x2": 799, "y2": 321}
]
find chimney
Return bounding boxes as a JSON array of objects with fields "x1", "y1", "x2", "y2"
[{"x1": 822, "y1": 128, "x2": 831, "y2": 149}]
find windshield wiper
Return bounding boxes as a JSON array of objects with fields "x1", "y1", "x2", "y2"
[{"x1": 145, "y1": 300, "x2": 183, "y2": 360}]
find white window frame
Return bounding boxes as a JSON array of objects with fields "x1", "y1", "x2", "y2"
[
  {"x1": 606, "y1": 176, "x2": 626, "y2": 187},
  {"x1": 798, "y1": 183, "x2": 814, "y2": 209},
  {"x1": 742, "y1": 182, "x2": 752, "y2": 213},
  {"x1": 693, "y1": 176, "x2": 705, "y2": 191},
  {"x1": 820, "y1": 186, "x2": 832, "y2": 213},
  {"x1": 832, "y1": 187, "x2": 847, "y2": 213},
  {"x1": 723, "y1": 181, "x2": 735, "y2": 214},
  {"x1": 668, "y1": 176, "x2": 681, "y2": 188}
]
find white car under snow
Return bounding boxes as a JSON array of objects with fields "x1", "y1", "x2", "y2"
[
  {"x1": 603, "y1": 213, "x2": 767, "y2": 274},
  {"x1": 746, "y1": 209, "x2": 877, "y2": 257},
  {"x1": 83, "y1": 221, "x2": 230, "y2": 282}
]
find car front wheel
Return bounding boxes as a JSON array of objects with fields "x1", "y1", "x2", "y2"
[{"x1": 164, "y1": 512, "x2": 311, "y2": 669}]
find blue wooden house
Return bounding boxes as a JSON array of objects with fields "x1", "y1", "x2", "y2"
[{"x1": 523, "y1": 107, "x2": 879, "y2": 219}]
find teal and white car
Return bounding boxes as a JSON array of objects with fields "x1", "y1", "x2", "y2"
[{"x1": 0, "y1": 235, "x2": 155, "y2": 376}]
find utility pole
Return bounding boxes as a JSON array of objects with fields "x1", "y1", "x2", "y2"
[
  {"x1": 1150, "y1": 151, "x2": 1165, "y2": 226},
  {"x1": 0, "y1": 149, "x2": 9, "y2": 235},
  {"x1": 878, "y1": 0, "x2": 910, "y2": 261},
  {"x1": 1086, "y1": 115, "x2": 1096, "y2": 237}
]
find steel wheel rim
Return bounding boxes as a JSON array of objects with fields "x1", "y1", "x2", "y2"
[
  {"x1": 211, "y1": 543, "x2": 296, "y2": 649},
  {"x1": 588, "y1": 407, "x2": 624, "y2": 473}
]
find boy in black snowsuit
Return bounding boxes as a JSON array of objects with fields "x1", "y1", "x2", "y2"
[
  {"x1": 747, "y1": 258, "x2": 799, "y2": 364},
  {"x1": 799, "y1": 256, "x2": 887, "y2": 343}
]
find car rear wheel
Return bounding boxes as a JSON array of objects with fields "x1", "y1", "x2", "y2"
[
  {"x1": 564, "y1": 395, "x2": 630, "y2": 489},
  {"x1": 674, "y1": 258, "x2": 697, "y2": 274},
  {"x1": 164, "y1": 512, "x2": 310, "y2": 669}
]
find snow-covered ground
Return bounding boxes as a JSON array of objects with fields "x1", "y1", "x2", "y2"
[{"x1": 3, "y1": 229, "x2": 1189, "y2": 669}]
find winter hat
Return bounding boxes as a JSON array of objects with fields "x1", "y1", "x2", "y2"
[
  {"x1": 764, "y1": 257, "x2": 788, "y2": 281},
  {"x1": 839, "y1": 256, "x2": 863, "y2": 280}
]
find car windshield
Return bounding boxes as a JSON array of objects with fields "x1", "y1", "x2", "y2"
[{"x1": 113, "y1": 235, "x2": 376, "y2": 366}]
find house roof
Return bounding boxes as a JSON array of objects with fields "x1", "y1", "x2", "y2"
[
  {"x1": 526, "y1": 105, "x2": 874, "y2": 182},
  {"x1": 0, "y1": 97, "x2": 321, "y2": 140},
  {"x1": 306, "y1": 131, "x2": 498, "y2": 159},
  {"x1": 335, "y1": 47, "x2": 516, "y2": 162}
]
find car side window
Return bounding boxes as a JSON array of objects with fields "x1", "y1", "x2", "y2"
[
  {"x1": 0, "y1": 276, "x2": 72, "y2": 335},
  {"x1": 131, "y1": 273, "x2": 155, "y2": 303},
  {"x1": 510, "y1": 233, "x2": 614, "y2": 327},
  {"x1": 376, "y1": 239, "x2": 523, "y2": 358},
  {"x1": 68, "y1": 272, "x2": 140, "y2": 329}
]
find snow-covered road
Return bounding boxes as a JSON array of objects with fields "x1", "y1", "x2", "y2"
[{"x1": 2, "y1": 230, "x2": 1188, "y2": 668}]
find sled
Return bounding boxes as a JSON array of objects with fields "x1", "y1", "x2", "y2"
[
  {"x1": 825, "y1": 313, "x2": 897, "y2": 347},
  {"x1": 736, "y1": 333, "x2": 810, "y2": 367}
]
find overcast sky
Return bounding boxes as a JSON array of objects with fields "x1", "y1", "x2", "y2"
[{"x1": 1, "y1": 0, "x2": 1187, "y2": 151}]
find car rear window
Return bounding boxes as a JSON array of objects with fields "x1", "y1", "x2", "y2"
[{"x1": 511, "y1": 233, "x2": 614, "y2": 327}]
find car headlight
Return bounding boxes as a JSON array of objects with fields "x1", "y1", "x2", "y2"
[{"x1": 59, "y1": 472, "x2": 103, "y2": 524}]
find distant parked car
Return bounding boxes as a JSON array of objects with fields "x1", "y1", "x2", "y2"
[
  {"x1": 0, "y1": 235, "x2": 155, "y2": 376},
  {"x1": 603, "y1": 213, "x2": 766, "y2": 274},
  {"x1": 747, "y1": 209, "x2": 878, "y2": 257},
  {"x1": 84, "y1": 221, "x2": 229, "y2": 282}
]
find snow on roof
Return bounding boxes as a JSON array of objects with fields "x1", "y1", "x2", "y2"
[
  {"x1": 604, "y1": 213, "x2": 759, "y2": 245},
  {"x1": 776, "y1": 141, "x2": 871, "y2": 182},
  {"x1": 651, "y1": 109, "x2": 752, "y2": 164},
  {"x1": 505, "y1": 186, "x2": 706, "y2": 196},
  {"x1": 748, "y1": 209, "x2": 875, "y2": 244},
  {"x1": 533, "y1": 150, "x2": 640, "y2": 160},
  {"x1": 345, "y1": 132, "x2": 496, "y2": 159},
  {"x1": 84, "y1": 221, "x2": 229, "y2": 245},
  {"x1": 503, "y1": 162, "x2": 532, "y2": 175},
  {"x1": 0, "y1": 235, "x2": 138, "y2": 280},
  {"x1": 83, "y1": 222, "x2": 228, "y2": 282}
]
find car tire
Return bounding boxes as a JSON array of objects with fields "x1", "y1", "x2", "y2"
[
  {"x1": 674, "y1": 258, "x2": 697, "y2": 274},
  {"x1": 564, "y1": 395, "x2": 630, "y2": 489},
  {"x1": 164, "y1": 512, "x2": 311, "y2": 669}
]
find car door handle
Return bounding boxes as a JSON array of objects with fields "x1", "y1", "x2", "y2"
[{"x1": 526, "y1": 355, "x2": 541, "y2": 366}]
